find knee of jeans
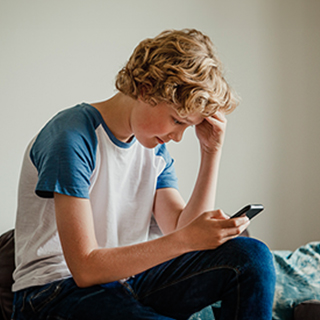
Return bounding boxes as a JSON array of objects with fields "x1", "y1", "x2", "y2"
[{"x1": 231, "y1": 237, "x2": 276, "y2": 283}]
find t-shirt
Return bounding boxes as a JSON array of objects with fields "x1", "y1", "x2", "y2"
[{"x1": 12, "y1": 103, "x2": 178, "y2": 292}]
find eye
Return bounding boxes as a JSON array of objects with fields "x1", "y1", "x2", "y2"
[{"x1": 173, "y1": 118, "x2": 184, "y2": 125}]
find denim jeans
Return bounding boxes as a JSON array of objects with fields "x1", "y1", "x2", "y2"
[{"x1": 11, "y1": 237, "x2": 276, "y2": 320}]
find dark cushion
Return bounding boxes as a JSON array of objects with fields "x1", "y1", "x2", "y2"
[
  {"x1": 294, "y1": 300, "x2": 320, "y2": 320},
  {"x1": 0, "y1": 230, "x2": 15, "y2": 320}
]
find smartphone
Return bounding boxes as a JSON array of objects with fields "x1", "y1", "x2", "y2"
[{"x1": 230, "y1": 204, "x2": 264, "y2": 220}]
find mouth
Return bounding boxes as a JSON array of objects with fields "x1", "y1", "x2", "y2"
[{"x1": 156, "y1": 137, "x2": 165, "y2": 144}]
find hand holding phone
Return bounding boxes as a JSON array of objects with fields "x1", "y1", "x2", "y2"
[{"x1": 230, "y1": 204, "x2": 264, "y2": 220}]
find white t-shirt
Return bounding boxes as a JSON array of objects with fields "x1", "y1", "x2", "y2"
[{"x1": 13, "y1": 103, "x2": 178, "y2": 292}]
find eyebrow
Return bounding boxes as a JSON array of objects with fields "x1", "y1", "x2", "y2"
[
  {"x1": 174, "y1": 115, "x2": 192, "y2": 125},
  {"x1": 184, "y1": 118, "x2": 195, "y2": 125},
  {"x1": 184, "y1": 117, "x2": 203, "y2": 126}
]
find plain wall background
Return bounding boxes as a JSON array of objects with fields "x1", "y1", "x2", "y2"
[{"x1": 1, "y1": 0, "x2": 319, "y2": 250}]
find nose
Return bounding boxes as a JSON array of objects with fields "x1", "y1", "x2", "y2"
[{"x1": 169, "y1": 128, "x2": 185, "y2": 142}]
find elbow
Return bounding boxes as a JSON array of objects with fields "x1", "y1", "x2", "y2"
[
  {"x1": 68, "y1": 259, "x2": 114, "y2": 288},
  {"x1": 72, "y1": 270, "x2": 116, "y2": 288},
  {"x1": 67, "y1": 257, "x2": 98, "y2": 288},
  {"x1": 72, "y1": 270, "x2": 94, "y2": 288},
  {"x1": 65, "y1": 250, "x2": 117, "y2": 287},
  {"x1": 74, "y1": 276, "x2": 90, "y2": 288}
]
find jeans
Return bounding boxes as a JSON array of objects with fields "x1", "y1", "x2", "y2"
[{"x1": 11, "y1": 237, "x2": 276, "y2": 320}]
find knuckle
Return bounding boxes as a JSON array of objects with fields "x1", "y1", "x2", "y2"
[
  {"x1": 214, "y1": 237, "x2": 223, "y2": 247},
  {"x1": 214, "y1": 232, "x2": 225, "y2": 244},
  {"x1": 203, "y1": 211, "x2": 212, "y2": 219},
  {"x1": 216, "y1": 237, "x2": 226, "y2": 246},
  {"x1": 216, "y1": 209, "x2": 224, "y2": 216},
  {"x1": 229, "y1": 219, "x2": 239, "y2": 227},
  {"x1": 235, "y1": 226, "x2": 243, "y2": 234}
]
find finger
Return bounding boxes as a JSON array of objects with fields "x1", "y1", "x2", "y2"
[
  {"x1": 204, "y1": 116, "x2": 226, "y2": 130},
  {"x1": 208, "y1": 111, "x2": 227, "y2": 122},
  {"x1": 220, "y1": 216, "x2": 250, "y2": 228},
  {"x1": 206, "y1": 209, "x2": 229, "y2": 220},
  {"x1": 220, "y1": 219, "x2": 250, "y2": 238}
]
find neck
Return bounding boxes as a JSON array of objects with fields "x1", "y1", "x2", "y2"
[{"x1": 91, "y1": 93, "x2": 136, "y2": 142}]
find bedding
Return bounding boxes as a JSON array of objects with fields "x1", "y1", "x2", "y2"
[{"x1": 272, "y1": 241, "x2": 320, "y2": 320}]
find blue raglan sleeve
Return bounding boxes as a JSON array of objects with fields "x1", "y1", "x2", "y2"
[
  {"x1": 155, "y1": 144, "x2": 179, "y2": 190},
  {"x1": 30, "y1": 106, "x2": 99, "y2": 199}
]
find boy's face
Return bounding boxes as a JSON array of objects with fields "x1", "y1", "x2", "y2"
[{"x1": 131, "y1": 100, "x2": 204, "y2": 148}]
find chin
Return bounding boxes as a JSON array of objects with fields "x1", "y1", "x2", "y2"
[
  {"x1": 136, "y1": 138, "x2": 158, "y2": 149},
  {"x1": 144, "y1": 142, "x2": 158, "y2": 149}
]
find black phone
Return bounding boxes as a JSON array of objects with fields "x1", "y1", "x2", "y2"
[{"x1": 230, "y1": 204, "x2": 264, "y2": 220}]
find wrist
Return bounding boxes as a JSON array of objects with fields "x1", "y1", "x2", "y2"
[
  {"x1": 200, "y1": 145, "x2": 223, "y2": 160},
  {"x1": 200, "y1": 139, "x2": 224, "y2": 154},
  {"x1": 169, "y1": 225, "x2": 194, "y2": 254}
]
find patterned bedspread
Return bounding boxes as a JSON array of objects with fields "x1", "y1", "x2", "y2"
[{"x1": 272, "y1": 241, "x2": 320, "y2": 320}]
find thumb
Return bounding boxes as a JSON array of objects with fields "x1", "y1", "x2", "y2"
[{"x1": 210, "y1": 209, "x2": 229, "y2": 220}]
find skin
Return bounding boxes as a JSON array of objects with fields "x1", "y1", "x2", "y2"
[{"x1": 54, "y1": 92, "x2": 250, "y2": 288}]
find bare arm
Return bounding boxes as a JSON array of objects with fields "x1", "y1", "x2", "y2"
[
  {"x1": 54, "y1": 193, "x2": 187, "y2": 287},
  {"x1": 154, "y1": 111, "x2": 230, "y2": 233},
  {"x1": 54, "y1": 192, "x2": 248, "y2": 288}
]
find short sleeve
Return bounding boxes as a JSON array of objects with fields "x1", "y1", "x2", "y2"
[
  {"x1": 30, "y1": 105, "x2": 100, "y2": 199},
  {"x1": 154, "y1": 144, "x2": 179, "y2": 190}
]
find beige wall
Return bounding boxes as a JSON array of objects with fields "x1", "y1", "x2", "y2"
[{"x1": 1, "y1": 0, "x2": 319, "y2": 250}]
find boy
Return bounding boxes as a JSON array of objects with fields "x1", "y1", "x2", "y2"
[{"x1": 12, "y1": 29, "x2": 275, "y2": 319}]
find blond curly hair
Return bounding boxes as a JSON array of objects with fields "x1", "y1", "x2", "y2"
[{"x1": 115, "y1": 29, "x2": 238, "y2": 117}]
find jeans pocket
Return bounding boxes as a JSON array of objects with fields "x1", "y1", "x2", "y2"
[{"x1": 28, "y1": 280, "x2": 63, "y2": 313}]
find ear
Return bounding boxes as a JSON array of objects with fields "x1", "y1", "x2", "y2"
[{"x1": 137, "y1": 86, "x2": 145, "y2": 102}]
